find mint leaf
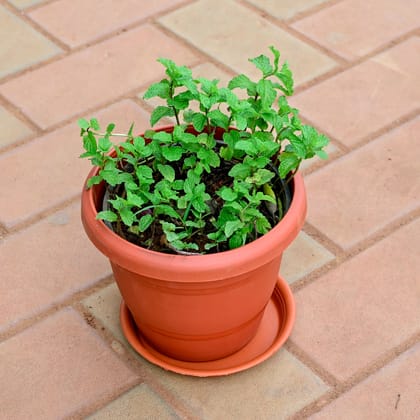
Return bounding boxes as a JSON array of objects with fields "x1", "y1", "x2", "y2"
[
  {"x1": 143, "y1": 80, "x2": 170, "y2": 99},
  {"x1": 228, "y1": 74, "x2": 256, "y2": 95},
  {"x1": 153, "y1": 131, "x2": 172, "y2": 144},
  {"x1": 138, "y1": 214, "x2": 153, "y2": 232},
  {"x1": 96, "y1": 210, "x2": 118, "y2": 223},
  {"x1": 249, "y1": 54, "x2": 273, "y2": 77},
  {"x1": 208, "y1": 109, "x2": 229, "y2": 129},
  {"x1": 150, "y1": 106, "x2": 174, "y2": 126},
  {"x1": 235, "y1": 140, "x2": 258, "y2": 155},
  {"x1": 275, "y1": 62, "x2": 294, "y2": 96},
  {"x1": 192, "y1": 113, "x2": 207, "y2": 132},
  {"x1": 90, "y1": 118, "x2": 100, "y2": 131},
  {"x1": 256, "y1": 79, "x2": 277, "y2": 109},
  {"x1": 98, "y1": 136, "x2": 112, "y2": 152},
  {"x1": 229, "y1": 233, "x2": 244, "y2": 249},
  {"x1": 162, "y1": 146, "x2": 183, "y2": 161},
  {"x1": 78, "y1": 118, "x2": 90, "y2": 130},
  {"x1": 120, "y1": 208, "x2": 135, "y2": 226},
  {"x1": 218, "y1": 187, "x2": 237, "y2": 201},
  {"x1": 225, "y1": 220, "x2": 244, "y2": 238},
  {"x1": 279, "y1": 152, "x2": 300, "y2": 178},
  {"x1": 157, "y1": 164, "x2": 175, "y2": 182},
  {"x1": 269, "y1": 45, "x2": 280, "y2": 72},
  {"x1": 229, "y1": 163, "x2": 251, "y2": 179},
  {"x1": 86, "y1": 175, "x2": 103, "y2": 188},
  {"x1": 83, "y1": 132, "x2": 97, "y2": 154}
]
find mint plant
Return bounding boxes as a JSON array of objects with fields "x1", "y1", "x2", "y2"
[{"x1": 80, "y1": 46, "x2": 329, "y2": 254}]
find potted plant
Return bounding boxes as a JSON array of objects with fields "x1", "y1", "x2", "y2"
[{"x1": 79, "y1": 47, "x2": 329, "y2": 376}]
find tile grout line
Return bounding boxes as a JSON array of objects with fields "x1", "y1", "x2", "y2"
[
  {"x1": 293, "y1": 28, "x2": 420, "y2": 93},
  {"x1": 0, "y1": 274, "x2": 115, "y2": 344},
  {"x1": 237, "y1": 0, "x2": 349, "y2": 66},
  {"x1": 285, "y1": 0, "x2": 347, "y2": 24},
  {"x1": 0, "y1": 0, "x2": 199, "y2": 85},
  {"x1": 70, "y1": 301, "x2": 198, "y2": 420},
  {"x1": 0, "y1": 0, "x2": 70, "y2": 51},
  {"x1": 295, "y1": 208, "x2": 420, "y2": 293},
  {"x1": 290, "y1": 332, "x2": 420, "y2": 419}
]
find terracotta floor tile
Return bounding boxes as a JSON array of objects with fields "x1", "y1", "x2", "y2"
[
  {"x1": 155, "y1": 349, "x2": 328, "y2": 419},
  {"x1": 292, "y1": 0, "x2": 420, "y2": 60},
  {"x1": 305, "y1": 117, "x2": 420, "y2": 249},
  {"x1": 290, "y1": 38, "x2": 420, "y2": 146},
  {"x1": 0, "y1": 308, "x2": 138, "y2": 419},
  {"x1": 281, "y1": 232, "x2": 335, "y2": 284},
  {"x1": 311, "y1": 343, "x2": 420, "y2": 419},
  {"x1": 0, "y1": 24, "x2": 198, "y2": 129},
  {"x1": 0, "y1": 106, "x2": 33, "y2": 148},
  {"x1": 159, "y1": 0, "x2": 336, "y2": 86},
  {"x1": 29, "y1": 0, "x2": 187, "y2": 48},
  {"x1": 0, "y1": 5, "x2": 60, "y2": 78},
  {"x1": 8, "y1": 0, "x2": 46, "y2": 8},
  {"x1": 246, "y1": 0, "x2": 328, "y2": 20},
  {"x1": 0, "y1": 203, "x2": 110, "y2": 332},
  {"x1": 292, "y1": 218, "x2": 420, "y2": 381},
  {"x1": 0, "y1": 100, "x2": 151, "y2": 228},
  {"x1": 88, "y1": 384, "x2": 178, "y2": 419},
  {"x1": 83, "y1": 283, "x2": 123, "y2": 345}
]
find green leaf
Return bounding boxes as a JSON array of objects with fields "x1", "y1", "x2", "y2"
[
  {"x1": 228, "y1": 74, "x2": 256, "y2": 95},
  {"x1": 120, "y1": 208, "x2": 135, "y2": 226},
  {"x1": 99, "y1": 168, "x2": 120, "y2": 186},
  {"x1": 150, "y1": 106, "x2": 174, "y2": 126},
  {"x1": 224, "y1": 220, "x2": 244, "y2": 238},
  {"x1": 279, "y1": 152, "x2": 300, "y2": 178},
  {"x1": 192, "y1": 113, "x2": 207, "y2": 132},
  {"x1": 249, "y1": 54, "x2": 273, "y2": 77},
  {"x1": 96, "y1": 210, "x2": 118, "y2": 223},
  {"x1": 83, "y1": 132, "x2": 97, "y2": 154},
  {"x1": 218, "y1": 187, "x2": 238, "y2": 201},
  {"x1": 275, "y1": 62, "x2": 294, "y2": 96},
  {"x1": 78, "y1": 118, "x2": 90, "y2": 130},
  {"x1": 153, "y1": 131, "x2": 172, "y2": 144},
  {"x1": 197, "y1": 148, "x2": 220, "y2": 168},
  {"x1": 138, "y1": 214, "x2": 153, "y2": 232},
  {"x1": 289, "y1": 135, "x2": 307, "y2": 159},
  {"x1": 229, "y1": 233, "x2": 244, "y2": 249},
  {"x1": 228, "y1": 163, "x2": 251, "y2": 179},
  {"x1": 234, "y1": 114, "x2": 248, "y2": 131},
  {"x1": 235, "y1": 140, "x2": 258, "y2": 155},
  {"x1": 269, "y1": 46, "x2": 280, "y2": 72},
  {"x1": 156, "y1": 205, "x2": 181, "y2": 220},
  {"x1": 208, "y1": 109, "x2": 229, "y2": 129},
  {"x1": 157, "y1": 164, "x2": 175, "y2": 182},
  {"x1": 126, "y1": 191, "x2": 145, "y2": 208},
  {"x1": 246, "y1": 169, "x2": 275, "y2": 186},
  {"x1": 136, "y1": 165, "x2": 153, "y2": 180},
  {"x1": 86, "y1": 175, "x2": 103, "y2": 188},
  {"x1": 255, "y1": 216, "x2": 271, "y2": 234},
  {"x1": 143, "y1": 80, "x2": 170, "y2": 99},
  {"x1": 106, "y1": 123, "x2": 115, "y2": 134},
  {"x1": 162, "y1": 146, "x2": 183, "y2": 161},
  {"x1": 256, "y1": 79, "x2": 277, "y2": 109},
  {"x1": 90, "y1": 118, "x2": 100, "y2": 130},
  {"x1": 98, "y1": 136, "x2": 112, "y2": 153}
]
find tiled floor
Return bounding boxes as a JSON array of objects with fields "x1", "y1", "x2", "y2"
[{"x1": 0, "y1": 0, "x2": 418, "y2": 418}]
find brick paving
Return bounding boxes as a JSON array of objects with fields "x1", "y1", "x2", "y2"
[{"x1": 0, "y1": 0, "x2": 418, "y2": 418}]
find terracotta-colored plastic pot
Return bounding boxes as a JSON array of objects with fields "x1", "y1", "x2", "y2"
[{"x1": 81, "y1": 129, "x2": 307, "y2": 362}]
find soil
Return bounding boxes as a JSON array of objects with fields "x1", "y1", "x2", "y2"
[{"x1": 104, "y1": 159, "x2": 291, "y2": 255}]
